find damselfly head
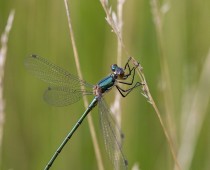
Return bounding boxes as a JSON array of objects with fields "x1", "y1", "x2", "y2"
[
  {"x1": 111, "y1": 64, "x2": 125, "y2": 78},
  {"x1": 111, "y1": 64, "x2": 118, "y2": 72}
]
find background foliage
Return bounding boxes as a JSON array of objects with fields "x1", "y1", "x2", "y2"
[{"x1": 1, "y1": 0, "x2": 210, "y2": 170}]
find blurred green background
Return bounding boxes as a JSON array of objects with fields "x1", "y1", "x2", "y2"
[{"x1": 1, "y1": 0, "x2": 210, "y2": 170}]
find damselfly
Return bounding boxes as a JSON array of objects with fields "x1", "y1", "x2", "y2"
[{"x1": 25, "y1": 55, "x2": 141, "y2": 170}]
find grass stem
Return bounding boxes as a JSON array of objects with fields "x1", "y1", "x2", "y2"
[
  {"x1": 64, "y1": 1, "x2": 104, "y2": 170},
  {"x1": 0, "y1": 10, "x2": 15, "y2": 166}
]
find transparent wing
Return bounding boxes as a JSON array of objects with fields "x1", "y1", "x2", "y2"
[
  {"x1": 98, "y1": 98, "x2": 128, "y2": 170},
  {"x1": 25, "y1": 55, "x2": 94, "y2": 106},
  {"x1": 25, "y1": 54, "x2": 93, "y2": 89},
  {"x1": 44, "y1": 86, "x2": 92, "y2": 107}
]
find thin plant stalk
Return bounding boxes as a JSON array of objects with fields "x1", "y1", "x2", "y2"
[
  {"x1": 64, "y1": 1, "x2": 104, "y2": 170},
  {"x1": 100, "y1": 0, "x2": 125, "y2": 50},
  {"x1": 150, "y1": 0, "x2": 178, "y2": 149},
  {"x1": 110, "y1": 1, "x2": 126, "y2": 170},
  {"x1": 150, "y1": 0, "x2": 181, "y2": 169},
  {"x1": 176, "y1": 49, "x2": 210, "y2": 170},
  {"x1": 0, "y1": 10, "x2": 15, "y2": 167}
]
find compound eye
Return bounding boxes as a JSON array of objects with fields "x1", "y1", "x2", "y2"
[{"x1": 111, "y1": 64, "x2": 118, "y2": 72}]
